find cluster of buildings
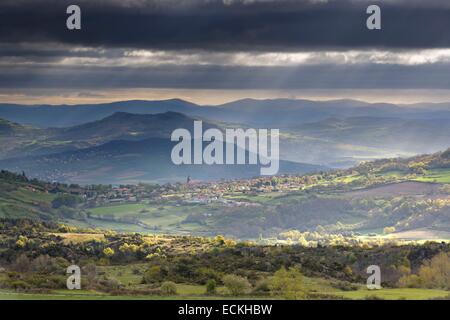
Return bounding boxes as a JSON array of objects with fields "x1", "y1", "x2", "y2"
[{"x1": 49, "y1": 173, "x2": 319, "y2": 208}]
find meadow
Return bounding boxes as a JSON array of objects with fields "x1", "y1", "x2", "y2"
[
  {"x1": 0, "y1": 285, "x2": 448, "y2": 300},
  {"x1": 414, "y1": 168, "x2": 450, "y2": 183}
]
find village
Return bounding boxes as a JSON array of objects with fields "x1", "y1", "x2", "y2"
[{"x1": 63, "y1": 174, "x2": 316, "y2": 209}]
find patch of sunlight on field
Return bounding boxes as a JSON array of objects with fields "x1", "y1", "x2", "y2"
[
  {"x1": 0, "y1": 289, "x2": 240, "y2": 300},
  {"x1": 89, "y1": 204, "x2": 147, "y2": 216},
  {"x1": 333, "y1": 175, "x2": 361, "y2": 184},
  {"x1": 328, "y1": 288, "x2": 449, "y2": 300},
  {"x1": 50, "y1": 233, "x2": 105, "y2": 244},
  {"x1": 176, "y1": 284, "x2": 207, "y2": 295},
  {"x1": 80, "y1": 219, "x2": 149, "y2": 233},
  {"x1": 414, "y1": 168, "x2": 450, "y2": 183},
  {"x1": 12, "y1": 188, "x2": 55, "y2": 202},
  {"x1": 303, "y1": 276, "x2": 353, "y2": 293},
  {"x1": 379, "y1": 170, "x2": 406, "y2": 178},
  {"x1": 176, "y1": 284, "x2": 229, "y2": 295},
  {"x1": 98, "y1": 264, "x2": 147, "y2": 286},
  {"x1": 0, "y1": 291, "x2": 153, "y2": 300}
]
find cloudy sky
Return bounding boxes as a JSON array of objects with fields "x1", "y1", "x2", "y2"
[{"x1": 2, "y1": 0, "x2": 450, "y2": 104}]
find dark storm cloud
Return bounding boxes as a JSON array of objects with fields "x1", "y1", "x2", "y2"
[
  {"x1": 2, "y1": 0, "x2": 450, "y2": 93},
  {"x1": 0, "y1": 44, "x2": 111, "y2": 64},
  {"x1": 2, "y1": 63, "x2": 450, "y2": 90},
  {"x1": 1, "y1": 0, "x2": 450, "y2": 51}
]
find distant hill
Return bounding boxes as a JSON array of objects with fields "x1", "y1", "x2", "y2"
[
  {"x1": 279, "y1": 116, "x2": 450, "y2": 167},
  {"x1": 2, "y1": 98, "x2": 450, "y2": 128},
  {"x1": 0, "y1": 119, "x2": 43, "y2": 159},
  {"x1": 2, "y1": 98, "x2": 450, "y2": 169},
  {"x1": 0, "y1": 99, "x2": 200, "y2": 128},
  {"x1": 0, "y1": 170, "x2": 56, "y2": 220},
  {"x1": 0, "y1": 138, "x2": 325, "y2": 184},
  {"x1": 0, "y1": 110, "x2": 326, "y2": 183},
  {"x1": 294, "y1": 117, "x2": 450, "y2": 151},
  {"x1": 0, "y1": 111, "x2": 217, "y2": 160},
  {"x1": 55, "y1": 111, "x2": 215, "y2": 142},
  {"x1": 0, "y1": 118, "x2": 17, "y2": 135},
  {"x1": 355, "y1": 147, "x2": 450, "y2": 175},
  {"x1": 0, "y1": 118, "x2": 36, "y2": 136}
]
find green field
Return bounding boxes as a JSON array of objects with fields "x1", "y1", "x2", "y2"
[
  {"x1": 89, "y1": 204, "x2": 147, "y2": 216},
  {"x1": 414, "y1": 168, "x2": 450, "y2": 183},
  {"x1": 2, "y1": 263, "x2": 448, "y2": 301},
  {"x1": 84, "y1": 202, "x2": 211, "y2": 234},
  {"x1": 326, "y1": 288, "x2": 450, "y2": 300},
  {"x1": 0, "y1": 287, "x2": 447, "y2": 300}
]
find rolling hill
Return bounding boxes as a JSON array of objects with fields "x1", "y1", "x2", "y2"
[
  {"x1": 0, "y1": 170, "x2": 57, "y2": 220},
  {"x1": 0, "y1": 138, "x2": 324, "y2": 184},
  {"x1": 0, "y1": 99, "x2": 200, "y2": 128},
  {"x1": 2, "y1": 98, "x2": 450, "y2": 128},
  {"x1": 0, "y1": 111, "x2": 217, "y2": 160},
  {"x1": 0, "y1": 149, "x2": 449, "y2": 239},
  {"x1": 0, "y1": 111, "x2": 326, "y2": 183}
]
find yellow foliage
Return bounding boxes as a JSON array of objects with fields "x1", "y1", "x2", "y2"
[{"x1": 103, "y1": 247, "x2": 115, "y2": 257}]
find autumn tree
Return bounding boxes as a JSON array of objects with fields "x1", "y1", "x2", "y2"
[
  {"x1": 223, "y1": 274, "x2": 251, "y2": 296},
  {"x1": 269, "y1": 267, "x2": 306, "y2": 300}
]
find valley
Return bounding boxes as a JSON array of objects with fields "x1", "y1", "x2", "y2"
[
  {"x1": 2, "y1": 99, "x2": 450, "y2": 170},
  {"x1": 1, "y1": 98, "x2": 450, "y2": 300},
  {"x1": 1, "y1": 147, "x2": 449, "y2": 241}
]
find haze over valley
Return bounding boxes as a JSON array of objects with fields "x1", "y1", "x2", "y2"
[{"x1": 1, "y1": 98, "x2": 450, "y2": 184}]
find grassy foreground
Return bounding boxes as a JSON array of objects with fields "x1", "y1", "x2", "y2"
[{"x1": 0, "y1": 286, "x2": 448, "y2": 300}]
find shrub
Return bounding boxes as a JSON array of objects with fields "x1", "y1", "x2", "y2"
[
  {"x1": 82, "y1": 263, "x2": 98, "y2": 285},
  {"x1": 222, "y1": 274, "x2": 251, "y2": 296},
  {"x1": 99, "y1": 277, "x2": 121, "y2": 292},
  {"x1": 398, "y1": 252, "x2": 450, "y2": 290},
  {"x1": 269, "y1": 267, "x2": 306, "y2": 300},
  {"x1": 160, "y1": 281, "x2": 177, "y2": 295},
  {"x1": 132, "y1": 268, "x2": 142, "y2": 275},
  {"x1": 32, "y1": 255, "x2": 58, "y2": 274},
  {"x1": 252, "y1": 278, "x2": 271, "y2": 295},
  {"x1": 205, "y1": 279, "x2": 217, "y2": 295},
  {"x1": 15, "y1": 235, "x2": 28, "y2": 248},
  {"x1": 51, "y1": 194, "x2": 82, "y2": 209},
  {"x1": 418, "y1": 252, "x2": 450, "y2": 289},
  {"x1": 196, "y1": 267, "x2": 222, "y2": 284},
  {"x1": 12, "y1": 254, "x2": 31, "y2": 273},
  {"x1": 398, "y1": 274, "x2": 421, "y2": 288},
  {"x1": 331, "y1": 280, "x2": 359, "y2": 291},
  {"x1": 143, "y1": 265, "x2": 163, "y2": 284},
  {"x1": 6, "y1": 279, "x2": 31, "y2": 291},
  {"x1": 103, "y1": 247, "x2": 115, "y2": 257},
  {"x1": 365, "y1": 295, "x2": 385, "y2": 300},
  {"x1": 23, "y1": 274, "x2": 66, "y2": 290}
]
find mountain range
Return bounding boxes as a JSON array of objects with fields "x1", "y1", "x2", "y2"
[
  {"x1": 1, "y1": 98, "x2": 450, "y2": 183},
  {"x1": 0, "y1": 111, "x2": 215, "y2": 159},
  {"x1": 0, "y1": 112, "x2": 324, "y2": 184},
  {"x1": 3, "y1": 98, "x2": 450, "y2": 128}
]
